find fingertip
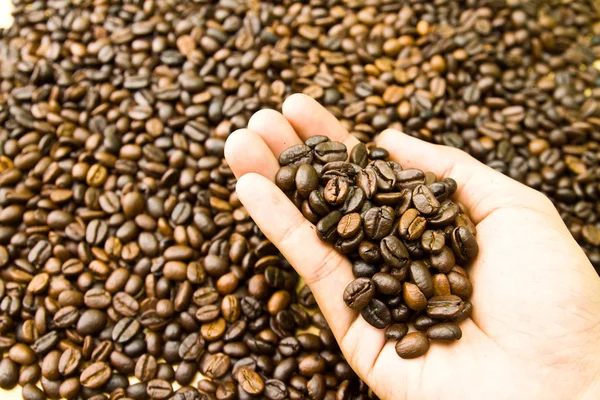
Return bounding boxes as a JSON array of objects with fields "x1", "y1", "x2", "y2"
[
  {"x1": 224, "y1": 128, "x2": 246, "y2": 163},
  {"x1": 224, "y1": 129, "x2": 280, "y2": 180},
  {"x1": 247, "y1": 109, "x2": 285, "y2": 133},
  {"x1": 282, "y1": 93, "x2": 313, "y2": 118},
  {"x1": 234, "y1": 172, "x2": 258, "y2": 201}
]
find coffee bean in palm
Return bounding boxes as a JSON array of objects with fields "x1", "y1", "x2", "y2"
[
  {"x1": 426, "y1": 295, "x2": 465, "y2": 320},
  {"x1": 421, "y1": 230, "x2": 446, "y2": 253},
  {"x1": 343, "y1": 278, "x2": 375, "y2": 310},
  {"x1": 275, "y1": 166, "x2": 297, "y2": 192},
  {"x1": 427, "y1": 323, "x2": 463, "y2": 341},
  {"x1": 349, "y1": 143, "x2": 369, "y2": 168},
  {"x1": 430, "y1": 246, "x2": 456, "y2": 273},
  {"x1": 324, "y1": 177, "x2": 350, "y2": 206},
  {"x1": 360, "y1": 299, "x2": 391, "y2": 329},
  {"x1": 403, "y1": 282, "x2": 427, "y2": 311},
  {"x1": 295, "y1": 164, "x2": 319, "y2": 198},
  {"x1": 409, "y1": 261, "x2": 435, "y2": 298},
  {"x1": 380, "y1": 236, "x2": 410, "y2": 269},
  {"x1": 352, "y1": 260, "x2": 378, "y2": 278},
  {"x1": 372, "y1": 272, "x2": 401, "y2": 296},
  {"x1": 447, "y1": 271, "x2": 474, "y2": 300},
  {"x1": 412, "y1": 185, "x2": 441, "y2": 215},
  {"x1": 314, "y1": 142, "x2": 347, "y2": 163},
  {"x1": 451, "y1": 227, "x2": 480, "y2": 263},
  {"x1": 279, "y1": 145, "x2": 314, "y2": 167},
  {"x1": 395, "y1": 332, "x2": 430, "y2": 359},
  {"x1": 337, "y1": 213, "x2": 362, "y2": 238},
  {"x1": 363, "y1": 206, "x2": 395, "y2": 240},
  {"x1": 384, "y1": 323, "x2": 409, "y2": 341},
  {"x1": 316, "y1": 211, "x2": 342, "y2": 242}
]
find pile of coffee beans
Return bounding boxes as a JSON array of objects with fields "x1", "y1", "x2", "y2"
[
  {"x1": 0, "y1": 0, "x2": 599, "y2": 398},
  {"x1": 276, "y1": 138, "x2": 477, "y2": 358}
]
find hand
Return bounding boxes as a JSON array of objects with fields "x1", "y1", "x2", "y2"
[{"x1": 224, "y1": 94, "x2": 600, "y2": 400}]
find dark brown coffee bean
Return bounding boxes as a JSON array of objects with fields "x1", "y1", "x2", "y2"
[
  {"x1": 201, "y1": 353, "x2": 230, "y2": 379},
  {"x1": 426, "y1": 295, "x2": 464, "y2": 320},
  {"x1": 314, "y1": 141, "x2": 347, "y2": 163},
  {"x1": 447, "y1": 271, "x2": 473, "y2": 299},
  {"x1": 135, "y1": 354, "x2": 157, "y2": 382},
  {"x1": 427, "y1": 323, "x2": 463, "y2": 341},
  {"x1": 296, "y1": 164, "x2": 319, "y2": 198},
  {"x1": 398, "y1": 208, "x2": 426, "y2": 240},
  {"x1": 395, "y1": 332, "x2": 430, "y2": 359},
  {"x1": 380, "y1": 235, "x2": 410, "y2": 269},
  {"x1": 316, "y1": 211, "x2": 342, "y2": 242},
  {"x1": 384, "y1": 323, "x2": 409, "y2": 341},
  {"x1": 371, "y1": 272, "x2": 401, "y2": 296},
  {"x1": 360, "y1": 299, "x2": 391, "y2": 328},
  {"x1": 349, "y1": 143, "x2": 369, "y2": 168},
  {"x1": 409, "y1": 261, "x2": 434, "y2": 298},
  {"x1": 147, "y1": 379, "x2": 173, "y2": 399},
  {"x1": 430, "y1": 246, "x2": 456, "y2": 273},
  {"x1": 421, "y1": 230, "x2": 446, "y2": 253},
  {"x1": 412, "y1": 184, "x2": 441, "y2": 215},
  {"x1": 363, "y1": 206, "x2": 395, "y2": 240},
  {"x1": 0, "y1": 358, "x2": 19, "y2": 389},
  {"x1": 342, "y1": 278, "x2": 375, "y2": 310},
  {"x1": 279, "y1": 145, "x2": 313, "y2": 167},
  {"x1": 451, "y1": 227, "x2": 479, "y2": 263}
]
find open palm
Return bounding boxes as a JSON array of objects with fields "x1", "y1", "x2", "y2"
[{"x1": 225, "y1": 94, "x2": 600, "y2": 400}]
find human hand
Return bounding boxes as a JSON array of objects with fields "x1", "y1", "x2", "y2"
[{"x1": 224, "y1": 94, "x2": 600, "y2": 400}]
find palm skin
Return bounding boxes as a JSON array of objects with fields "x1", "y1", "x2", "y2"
[{"x1": 224, "y1": 94, "x2": 600, "y2": 400}]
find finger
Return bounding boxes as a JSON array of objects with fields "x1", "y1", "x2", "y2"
[
  {"x1": 376, "y1": 129, "x2": 554, "y2": 224},
  {"x1": 247, "y1": 108, "x2": 303, "y2": 157},
  {"x1": 282, "y1": 93, "x2": 360, "y2": 150},
  {"x1": 236, "y1": 173, "x2": 385, "y2": 380},
  {"x1": 224, "y1": 129, "x2": 280, "y2": 181}
]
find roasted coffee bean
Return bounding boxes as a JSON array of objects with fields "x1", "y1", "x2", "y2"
[
  {"x1": 352, "y1": 260, "x2": 378, "y2": 278},
  {"x1": 430, "y1": 246, "x2": 456, "y2": 273},
  {"x1": 421, "y1": 230, "x2": 446, "y2": 254},
  {"x1": 135, "y1": 354, "x2": 157, "y2": 382},
  {"x1": 80, "y1": 362, "x2": 111, "y2": 389},
  {"x1": 363, "y1": 206, "x2": 395, "y2": 240},
  {"x1": 58, "y1": 348, "x2": 81, "y2": 377},
  {"x1": 314, "y1": 142, "x2": 347, "y2": 163},
  {"x1": 0, "y1": 358, "x2": 19, "y2": 389},
  {"x1": 428, "y1": 200, "x2": 459, "y2": 228},
  {"x1": 451, "y1": 227, "x2": 479, "y2": 263},
  {"x1": 147, "y1": 379, "x2": 173, "y2": 399},
  {"x1": 403, "y1": 282, "x2": 427, "y2": 311},
  {"x1": 275, "y1": 166, "x2": 297, "y2": 192},
  {"x1": 395, "y1": 332, "x2": 430, "y2": 359},
  {"x1": 427, "y1": 323, "x2": 463, "y2": 341},
  {"x1": 412, "y1": 185, "x2": 441, "y2": 215},
  {"x1": 426, "y1": 295, "x2": 464, "y2": 320},
  {"x1": 398, "y1": 209, "x2": 426, "y2": 241},
  {"x1": 349, "y1": 143, "x2": 369, "y2": 168},
  {"x1": 360, "y1": 299, "x2": 391, "y2": 329},
  {"x1": 384, "y1": 324, "x2": 409, "y2": 341},
  {"x1": 279, "y1": 145, "x2": 313, "y2": 167},
  {"x1": 409, "y1": 261, "x2": 434, "y2": 298},
  {"x1": 371, "y1": 272, "x2": 401, "y2": 296},
  {"x1": 380, "y1": 236, "x2": 410, "y2": 269},
  {"x1": 342, "y1": 278, "x2": 375, "y2": 310},
  {"x1": 447, "y1": 271, "x2": 473, "y2": 300},
  {"x1": 237, "y1": 367, "x2": 264, "y2": 395},
  {"x1": 296, "y1": 164, "x2": 319, "y2": 198},
  {"x1": 316, "y1": 211, "x2": 342, "y2": 242},
  {"x1": 337, "y1": 213, "x2": 362, "y2": 238},
  {"x1": 324, "y1": 177, "x2": 350, "y2": 206}
]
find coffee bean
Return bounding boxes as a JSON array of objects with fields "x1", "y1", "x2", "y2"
[
  {"x1": 427, "y1": 323, "x2": 463, "y2": 341},
  {"x1": 384, "y1": 323, "x2": 409, "y2": 341},
  {"x1": 426, "y1": 295, "x2": 464, "y2": 320},
  {"x1": 380, "y1": 235, "x2": 410, "y2": 269},
  {"x1": 360, "y1": 299, "x2": 391, "y2": 328},
  {"x1": 296, "y1": 164, "x2": 319, "y2": 198},
  {"x1": 337, "y1": 213, "x2": 362, "y2": 238},
  {"x1": 0, "y1": 358, "x2": 19, "y2": 389},
  {"x1": 372, "y1": 272, "x2": 401, "y2": 296},
  {"x1": 402, "y1": 282, "x2": 427, "y2": 311},
  {"x1": 147, "y1": 379, "x2": 173, "y2": 399},
  {"x1": 316, "y1": 211, "x2": 342, "y2": 242},
  {"x1": 279, "y1": 145, "x2": 314, "y2": 167},
  {"x1": 413, "y1": 185, "x2": 441, "y2": 215},
  {"x1": 80, "y1": 362, "x2": 111, "y2": 389},
  {"x1": 343, "y1": 278, "x2": 375, "y2": 310},
  {"x1": 314, "y1": 142, "x2": 347, "y2": 163},
  {"x1": 395, "y1": 332, "x2": 430, "y2": 359},
  {"x1": 58, "y1": 348, "x2": 81, "y2": 376},
  {"x1": 363, "y1": 206, "x2": 395, "y2": 240},
  {"x1": 451, "y1": 227, "x2": 479, "y2": 263},
  {"x1": 324, "y1": 177, "x2": 350, "y2": 206},
  {"x1": 237, "y1": 367, "x2": 264, "y2": 395},
  {"x1": 409, "y1": 261, "x2": 434, "y2": 298}
]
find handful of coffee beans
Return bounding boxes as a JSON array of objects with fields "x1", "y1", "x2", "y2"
[{"x1": 276, "y1": 137, "x2": 478, "y2": 359}]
